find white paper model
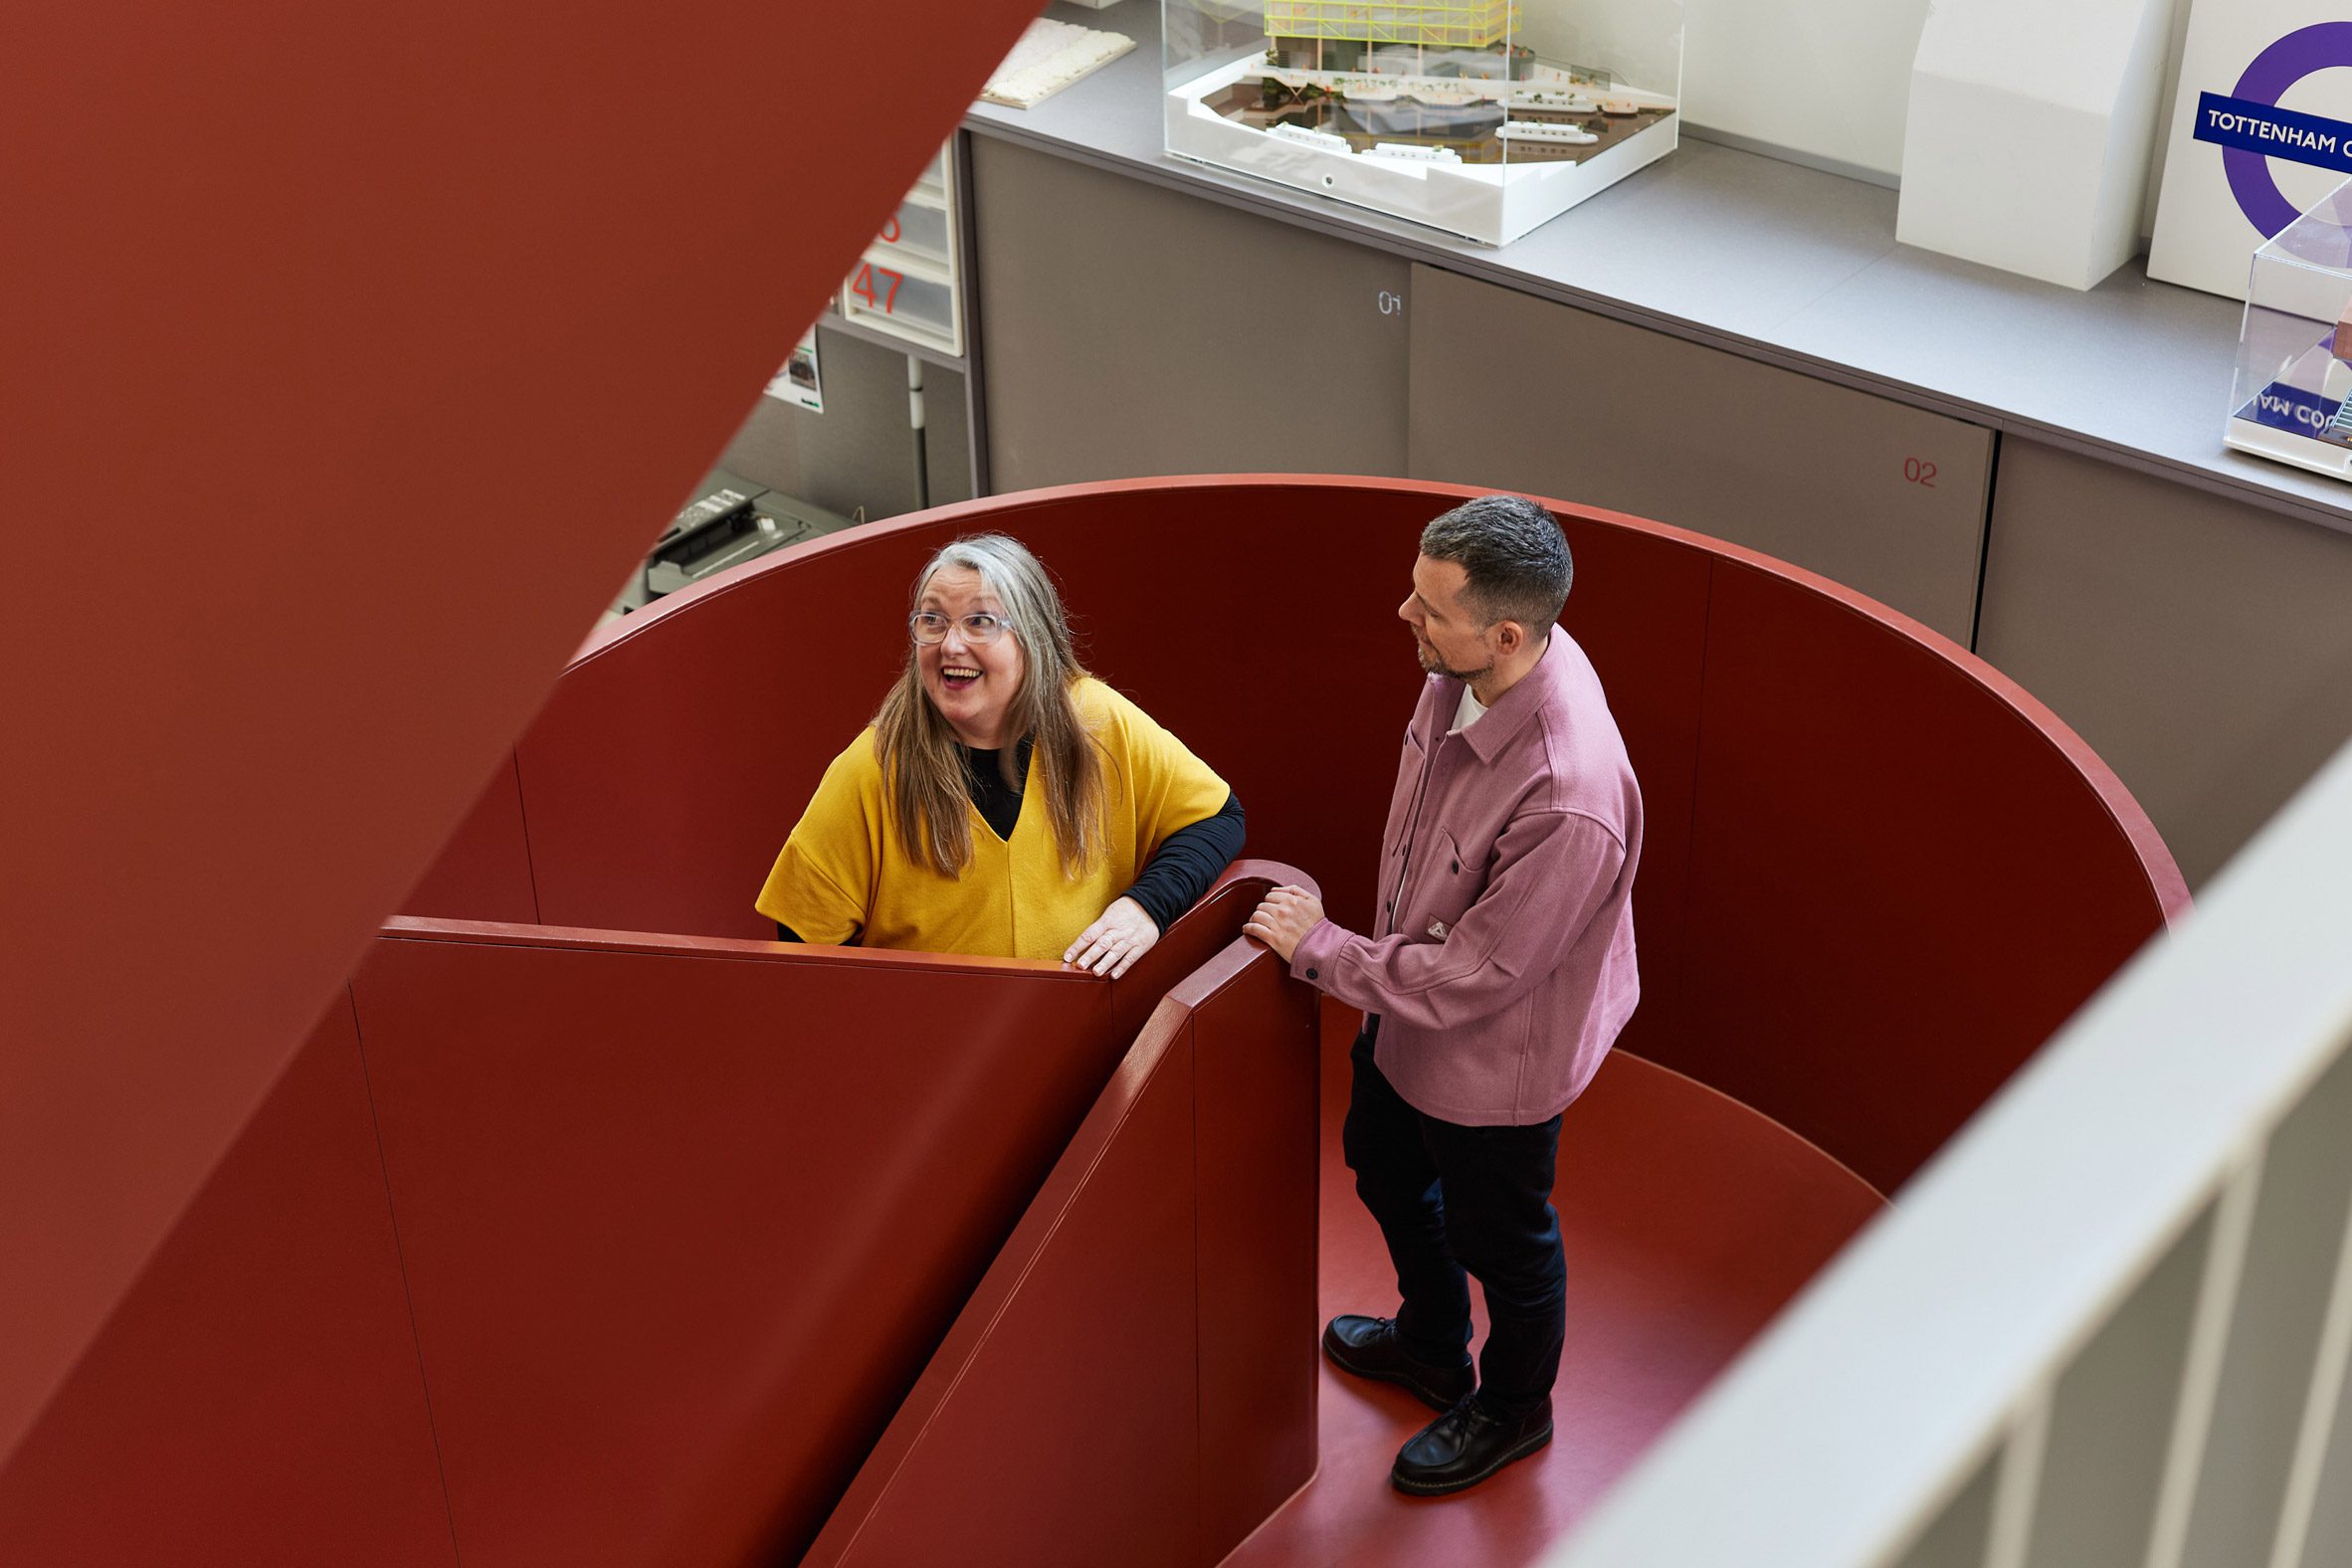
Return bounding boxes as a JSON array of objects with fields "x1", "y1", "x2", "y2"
[
  {"x1": 984, "y1": 18, "x2": 1136, "y2": 110},
  {"x1": 1163, "y1": 0, "x2": 1681, "y2": 247}
]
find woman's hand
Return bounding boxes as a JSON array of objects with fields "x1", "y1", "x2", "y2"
[{"x1": 1065, "y1": 895, "x2": 1160, "y2": 978}]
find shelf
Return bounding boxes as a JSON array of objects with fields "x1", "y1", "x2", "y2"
[{"x1": 817, "y1": 307, "x2": 968, "y2": 373}]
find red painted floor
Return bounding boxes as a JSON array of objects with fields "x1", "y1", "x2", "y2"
[{"x1": 1220, "y1": 1004, "x2": 1887, "y2": 1567}]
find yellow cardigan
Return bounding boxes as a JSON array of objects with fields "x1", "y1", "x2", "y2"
[{"x1": 754, "y1": 679, "x2": 1230, "y2": 960}]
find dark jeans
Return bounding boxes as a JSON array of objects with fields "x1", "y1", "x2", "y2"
[{"x1": 1342, "y1": 1018, "x2": 1566, "y2": 1420}]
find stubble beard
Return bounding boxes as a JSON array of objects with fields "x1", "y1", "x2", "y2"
[{"x1": 1415, "y1": 635, "x2": 1491, "y2": 686}]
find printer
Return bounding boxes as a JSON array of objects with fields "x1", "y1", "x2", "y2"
[{"x1": 640, "y1": 470, "x2": 856, "y2": 602}]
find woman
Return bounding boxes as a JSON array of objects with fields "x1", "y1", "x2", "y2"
[{"x1": 755, "y1": 534, "x2": 1245, "y2": 978}]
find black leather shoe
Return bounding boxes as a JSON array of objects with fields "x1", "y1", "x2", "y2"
[
  {"x1": 1391, "y1": 1395, "x2": 1554, "y2": 1495},
  {"x1": 1320, "y1": 1314, "x2": 1474, "y2": 1412}
]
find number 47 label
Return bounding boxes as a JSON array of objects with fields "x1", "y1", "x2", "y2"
[{"x1": 851, "y1": 262, "x2": 902, "y2": 314}]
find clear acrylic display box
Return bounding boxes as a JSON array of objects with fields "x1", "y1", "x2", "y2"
[
  {"x1": 2227, "y1": 176, "x2": 2352, "y2": 482},
  {"x1": 1162, "y1": 0, "x2": 1682, "y2": 247}
]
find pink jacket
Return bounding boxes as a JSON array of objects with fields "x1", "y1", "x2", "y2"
[{"x1": 1291, "y1": 628, "x2": 1642, "y2": 1124}]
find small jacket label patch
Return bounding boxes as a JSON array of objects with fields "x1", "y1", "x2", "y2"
[{"x1": 1426, "y1": 918, "x2": 1450, "y2": 939}]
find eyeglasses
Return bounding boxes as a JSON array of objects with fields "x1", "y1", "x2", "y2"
[{"x1": 909, "y1": 610, "x2": 1014, "y2": 646}]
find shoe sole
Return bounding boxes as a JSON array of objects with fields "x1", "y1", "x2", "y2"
[
  {"x1": 1319, "y1": 1325, "x2": 1472, "y2": 1414},
  {"x1": 1390, "y1": 1421, "x2": 1555, "y2": 1496}
]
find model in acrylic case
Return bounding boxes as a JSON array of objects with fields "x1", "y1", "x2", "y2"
[{"x1": 1164, "y1": 0, "x2": 1682, "y2": 246}]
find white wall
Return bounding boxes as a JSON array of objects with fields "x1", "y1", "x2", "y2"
[{"x1": 1524, "y1": 0, "x2": 2200, "y2": 208}]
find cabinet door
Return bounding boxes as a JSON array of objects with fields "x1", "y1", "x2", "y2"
[
  {"x1": 1977, "y1": 440, "x2": 2352, "y2": 888},
  {"x1": 973, "y1": 137, "x2": 1410, "y2": 490},
  {"x1": 1407, "y1": 264, "x2": 1992, "y2": 645}
]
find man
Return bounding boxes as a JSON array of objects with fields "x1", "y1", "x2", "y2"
[{"x1": 1244, "y1": 493, "x2": 1641, "y2": 1497}]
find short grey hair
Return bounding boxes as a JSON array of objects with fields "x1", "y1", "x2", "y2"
[{"x1": 1419, "y1": 493, "x2": 1571, "y2": 631}]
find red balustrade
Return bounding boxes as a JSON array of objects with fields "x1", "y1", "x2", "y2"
[
  {"x1": 806, "y1": 933, "x2": 1322, "y2": 1568},
  {"x1": 9, "y1": 470, "x2": 2188, "y2": 1566},
  {"x1": 419, "y1": 475, "x2": 2186, "y2": 1194},
  {"x1": 0, "y1": 869, "x2": 1317, "y2": 1567}
]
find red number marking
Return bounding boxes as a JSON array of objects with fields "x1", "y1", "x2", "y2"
[
  {"x1": 878, "y1": 266, "x2": 903, "y2": 312},
  {"x1": 851, "y1": 263, "x2": 878, "y2": 308},
  {"x1": 880, "y1": 213, "x2": 901, "y2": 244},
  {"x1": 1903, "y1": 458, "x2": 1938, "y2": 488}
]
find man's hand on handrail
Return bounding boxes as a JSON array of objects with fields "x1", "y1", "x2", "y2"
[{"x1": 1244, "y1": 884, "x2": 1324, "y2": 965}]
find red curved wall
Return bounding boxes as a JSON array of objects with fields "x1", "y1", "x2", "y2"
[{"x1": 415, "y1": 476, "x2": 2185, "y2": 1195}]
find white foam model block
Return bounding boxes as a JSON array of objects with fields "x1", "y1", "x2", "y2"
[
  {"x1": 1679, "y1": 0, "x2": 1928, "y2": 179},
  {"x1": 1896, "y1": 0, "x2": 2181, "y2": 291}
]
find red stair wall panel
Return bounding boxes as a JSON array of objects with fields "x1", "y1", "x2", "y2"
[
  {"x1": 3, "y1": 0, "x2": 1046, "y2": 1461},
  {"x1": 0, "y1": 997, "x2": 450, "y2": 1566},
  {"x1": 402, "y1": 751, "x2": 536, "y2": 923},
  {"x1": 350, "y1": 929, "x2": 1113, "y2": 1567},
  {"x1": 807, "y1": 935, "x2": 1322, "y2": 1568},
  {"x1": 1193, "y1": 953, "x2": 1324, "y2": 1565}
]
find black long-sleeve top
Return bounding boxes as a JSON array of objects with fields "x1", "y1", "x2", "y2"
[{"x1": 774, "y1": 734, "x2": 1245, "y2": 943}]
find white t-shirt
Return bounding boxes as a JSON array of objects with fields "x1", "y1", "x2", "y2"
[{"x1": 1451, "y1": 685, "x2": 1488, "y2": 734}]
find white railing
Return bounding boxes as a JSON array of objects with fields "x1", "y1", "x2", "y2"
[{"x1": 1549, "y1": 735, "x2": 2352, "y2": 1568}]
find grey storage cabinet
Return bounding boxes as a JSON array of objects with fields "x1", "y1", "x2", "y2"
[
  {"x1": 971, "y1": 136, "x2": 1412, "y2": 490},
  {"x1": 1406, "y1": 264, "x2": 1995, "y2": 645},
  {"x1": 1976, "y1": 440, "x2": 2352, "y2": 888}
]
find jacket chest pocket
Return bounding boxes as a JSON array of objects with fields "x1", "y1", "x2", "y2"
[{"x1": 1413, "y1": 828, "x2": 1481, "y2": 936}]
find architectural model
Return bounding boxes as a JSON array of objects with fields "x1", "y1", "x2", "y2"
[{"x1": 1164, "y1": 0, "x2": 1681, "y2": 245}]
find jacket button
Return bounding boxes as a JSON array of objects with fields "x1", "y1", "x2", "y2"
[
  {"x1": 1304, "y1": 966, "x2": 1318, "y2": 980},
  {"x1": 1451, "y1": 860, "x2": 1460, "y2": 874}
]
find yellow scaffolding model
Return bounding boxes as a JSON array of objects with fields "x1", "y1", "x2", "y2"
[{"x1": 1263, "y1": 1, "x2": 1520, "y2": 48}]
